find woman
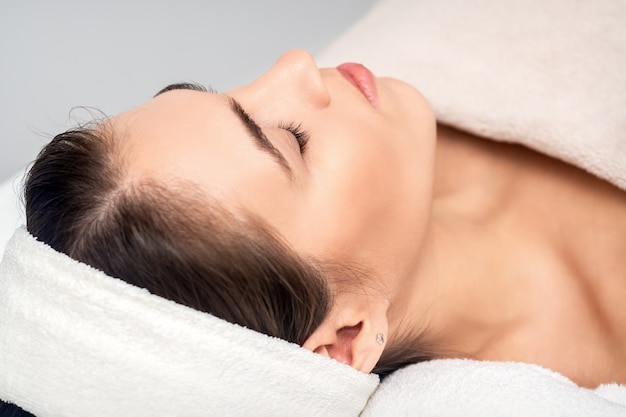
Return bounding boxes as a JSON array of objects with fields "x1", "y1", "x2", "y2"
[{"x1": 23, "y1": 49, "x2": 626, "y2": 390}]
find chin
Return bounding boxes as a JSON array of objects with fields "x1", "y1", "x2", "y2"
[
  {"x1": 379, "y1": 76, "x2": 430, "y2": 101},
  {"x1": 379, "y1": 77, "x2": 436, "y2": 127}
]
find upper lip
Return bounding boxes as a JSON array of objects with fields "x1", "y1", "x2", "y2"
[{"x1": 336, "y1": 63, "x2": 379, "y2": 108}]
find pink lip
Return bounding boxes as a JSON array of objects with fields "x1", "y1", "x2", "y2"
[{"x1": 336, "y1": 63, "x2": 379, "y2": 108}]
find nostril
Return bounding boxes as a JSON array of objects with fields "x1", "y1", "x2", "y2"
[{"x1": 304, "y1": 78, "x2": 331, "y2": 109}]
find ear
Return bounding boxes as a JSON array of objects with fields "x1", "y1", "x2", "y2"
[{"x1": 302, "y1": 298, "x2": 389, "y2": 373}]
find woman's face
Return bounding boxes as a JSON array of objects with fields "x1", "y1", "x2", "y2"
[{"x1": 114, "y1": 49, "x2": 437, "y2": 291}]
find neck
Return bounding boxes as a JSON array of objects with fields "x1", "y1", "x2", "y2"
[{"x1": 386, "y1": 125, "x2": 528, "y2": 359}]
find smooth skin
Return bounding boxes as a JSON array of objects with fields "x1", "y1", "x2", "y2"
[{"x1": 110, "y1": 50, "x2": 626, "y2": 387}]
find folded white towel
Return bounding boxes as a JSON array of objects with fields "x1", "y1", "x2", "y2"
[
  {"x1": 317, "y1": 0, "x2": 626, "y2": 190},
  {"x1": 362, "y1": 359, "x2": 626, "y2": 417},
  {"x1": 0, "y1": 227, "x2": 378, "y2": 417}
]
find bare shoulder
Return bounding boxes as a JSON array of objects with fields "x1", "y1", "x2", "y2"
[{"x1": 436, "y1": 124, "x2": 626, "y2": 386}]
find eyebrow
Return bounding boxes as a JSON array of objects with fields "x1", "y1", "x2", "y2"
[
  {"x1": 227, "y1": 97, "x2": 293, "y2": 178},
  {"x1": 154, "y1": 82, "x2": 293, "y2": 179},
  {"x1": 153, "y1": 82, "x2": 214, "y2": 96}
]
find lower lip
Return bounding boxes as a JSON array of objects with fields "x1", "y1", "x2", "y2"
[{"x1": 336, "y1": 63, "x2": 379, "y2": 108}]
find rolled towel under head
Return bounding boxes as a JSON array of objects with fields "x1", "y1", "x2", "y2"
[{"x1": 0, "y1": 226, "x2": 378, "y2": 417}]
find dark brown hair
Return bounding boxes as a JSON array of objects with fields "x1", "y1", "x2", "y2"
[{"x1": 24, "y1": 124, "x2": 330, "y2": 345}]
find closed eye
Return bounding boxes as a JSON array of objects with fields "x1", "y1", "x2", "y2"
[{"x1": 278, "y1": 122, "x2": 310, "y2": 154}]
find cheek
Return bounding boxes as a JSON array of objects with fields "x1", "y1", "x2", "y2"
[{"x1": 294, "y1": 121, "x2": 418, "y2": 261}]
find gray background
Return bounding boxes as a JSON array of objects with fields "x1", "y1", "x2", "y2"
[{"x1": 0, "y1": 0, "x2": 376, "y2": 183}]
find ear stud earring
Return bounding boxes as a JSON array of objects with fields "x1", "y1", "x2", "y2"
[{"x1": 376, "y1": 333, "x2": 385, "y2": 346}]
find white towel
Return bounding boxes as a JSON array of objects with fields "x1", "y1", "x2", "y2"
[
  {"x1": 0, "y1": 227, "x2": 379, "y2": 417},
  {"x1": 362, "y1": 359, "x2": 626, "y2": 416},
  {"x1": 317, "y1": 0, "x2": 626, "y2": 190}
]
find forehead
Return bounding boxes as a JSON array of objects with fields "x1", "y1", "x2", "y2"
[
  {"x1": 114, "y1": 89, "x2": 231, "y2": 135},
  {"x1": 109, "y1": 90, "x2": 277, "y2": 199}
]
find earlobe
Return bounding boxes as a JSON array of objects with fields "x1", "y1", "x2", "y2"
[
  {"x1": 302, "y1": 302, "x2": 388, "y2": 373},
  {"x1": 349, "y1": 320, "x2": 387, "y2": 372}
]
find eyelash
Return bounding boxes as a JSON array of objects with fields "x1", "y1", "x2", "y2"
[{"x1": 278, "y1": 122, "x2": 310, "y2": 154}]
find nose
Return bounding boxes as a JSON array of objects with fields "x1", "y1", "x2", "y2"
[{"x1": 245, "y1": 49, "x2": 331, "y2": 110}]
